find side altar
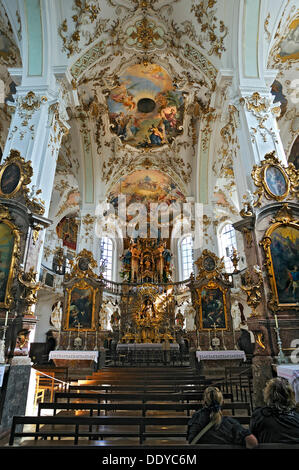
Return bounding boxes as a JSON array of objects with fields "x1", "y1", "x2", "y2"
[{"x1": 51, "y1": 250, "x2": 106, "y2": 369}]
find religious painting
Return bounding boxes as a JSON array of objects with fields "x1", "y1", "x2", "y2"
[
  {"x1": 107, "y1": 63, "x2": 184, "y2": 148},
  {"x1": 265, "y1": 224, "x2": 299, "y2": 306},
  {"x1": 277, "y1": 16, "x2": 299, "y2": 62},
  {"x1": 264, "y1": 164, "x2": 289, "y2": 199},
  {"x1": 56, "y1": 216, "x2": 79, "y2": 251},
  {"x1": 0, "y1": 220, "x2": 19, "y2": 307},
  {"x1": 197, "y1": 282, "x2": 228, "y2": 330},
  {"x1": 107, "y1": 169, "x2": 186, "y2": 233},
  {"x1": 108, "y1": 169, "x2": 186, "y2": 208},
  {"x1": 289, "y1": 135, "x2": 299, "y2": 170},
  {"x1": 0, "y1": 161, "x2": 22, "y2": 197},
  {"x1": 202, "y1": 255, "x2": 216, "y2": 273},
  {"x1": 65, "y1": 280, "x2": 98, "y2": 331}
]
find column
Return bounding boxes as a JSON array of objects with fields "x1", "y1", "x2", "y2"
[
  {"x1": 3, "y1": 78, "x2": 70, "y2": 218},
  {"x1": 231, "y1": 83, "x2": 287, "y2": 206}
]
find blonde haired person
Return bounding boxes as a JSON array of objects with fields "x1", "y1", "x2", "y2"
[
  {"x1": 250, "y1": 377, "x2": 299, "y2": 444},
  {"x1": 187, "y1": 387, "x2": 258, "y2": 448}
]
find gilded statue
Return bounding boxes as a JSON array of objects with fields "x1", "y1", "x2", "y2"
[
  {"x1": 241, "y1": 265, "x2": 263, "y2": 317},
  {"x1": 18, "y1": 267, "x2": 41, "y2": 315}
]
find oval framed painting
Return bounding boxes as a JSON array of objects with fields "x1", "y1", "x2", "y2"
[
  {"x1": 0, "y1": 161, "x2": 23, "y2": 198},
  {"x1": 202, "y1": 255, "x2": 216, "y2": 273},
  {"x1": 263, "y1": 164, "x2": 289, "y2": 200}
]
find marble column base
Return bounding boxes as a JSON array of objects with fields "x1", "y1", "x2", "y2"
[{"x1": 0, "y1": 356, "x2": 32, "y2": 435}]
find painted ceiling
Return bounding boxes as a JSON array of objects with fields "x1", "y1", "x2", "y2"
[
  {"x1": 107, "y1": 63, "x2": 184, "y2": 149},
  {"x1": 108, "y1": 169, "x2": 186, "y2": 210}
]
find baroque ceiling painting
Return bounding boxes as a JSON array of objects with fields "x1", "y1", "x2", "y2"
[
  {"x1": 108, "y1": 169, "x2": 186, "y2": 209},
  {"x1": 277, "y1": 16, "x2": 299, "y2": 62},
  {"x1": 107, "y1": 64, "x2": 184, "y2": 148},
  {"x1": 107, "y1": 169, "x2": 186, "y2": 232}
]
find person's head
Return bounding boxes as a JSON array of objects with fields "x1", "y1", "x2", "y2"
[
  {"x1": 203, "y1": 386, "x2": 223, "y2": 428},
  {"x1": 263, "y1": 377, "x2": 296, "y2": 412}
]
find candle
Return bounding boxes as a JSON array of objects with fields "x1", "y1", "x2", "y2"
[
  {"x1": 274, "y1": 314, "x2": 279, "y2": 329},
  {"x1": 4, "y1": 311, "x2": 8, "y2": 327}
]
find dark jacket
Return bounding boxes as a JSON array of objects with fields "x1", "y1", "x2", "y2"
[
  {"x1": 250, "y1": 406, "x2": 299, "y2": 444},
  {"x1": 187, "y1": 408, "x2": 251, "y2": 445}
]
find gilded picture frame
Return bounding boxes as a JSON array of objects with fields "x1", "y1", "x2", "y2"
[
  {"x1": 0, "y1": 160, "x2": 23, "y2": 198},
  {"x1": 0, "y1": 150, "x2": 33, "y2": 200},
  {"x1": 261, "y1": 215, "x2": 299, "y2": 309},
  {"x1": 64, "y1": 279, "x2": 99, "y2": 331},
  {"x1": 196, "y1": 281, "x2": 228, "y2": 330},
  {"x1": 0, "y1": 212, "x2": 21, "y2": 308},
  {"x1": 263, "y1": 163, "x2": 290, "y2": 201}
]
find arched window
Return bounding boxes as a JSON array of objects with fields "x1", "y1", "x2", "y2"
[
  {"x1": 219, "y1": 223, "x2": 237, "y2": 272},
  {"x1": 100, "y1": 237, "x2": 113, "y2": 280},
  {"x1": 180, "y1": 235, "x2": 194, "y2": 280}
]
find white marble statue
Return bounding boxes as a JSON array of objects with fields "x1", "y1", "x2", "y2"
[
  {"x1": 99, "y1": 306, "x2": 109, "y2": 330},
  {"x1": 231, "y1": 300, "x2": 242, "y2": 331},
  {"x1": 50, "y1": 301, "x2": 62, "y2": 330},
  {"x1": 185, "y1": 304, "x2": 196, "y2": 331}
]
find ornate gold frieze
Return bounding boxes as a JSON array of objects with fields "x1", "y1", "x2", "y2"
[
  {"x1": 241, "y1": 265, "x2": 264, "y2": 317},
  {"x1": 58, "y1": 1, "x2": 107, "y2": 58},
  {"x1": 190, "y1": 0, "x2": 228, "y2": 58}
]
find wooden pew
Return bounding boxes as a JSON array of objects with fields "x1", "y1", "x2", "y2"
[
  {"x1": 54, "y1": 391, "x2": 236, "y2": 405},
  {"x1": 38, "y1": 400, "x2": 251, "y2": 417},
  {"x1": 9, "y1": 414, "x2": 251, "y2": 446},
  {"x1": 68, "y1": 384, "x2": 229, "y2": 394}
]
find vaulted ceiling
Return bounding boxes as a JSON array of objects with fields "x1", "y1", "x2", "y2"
[{"x1": 0, "y1": 0, "x2": 298, "y2": 222}]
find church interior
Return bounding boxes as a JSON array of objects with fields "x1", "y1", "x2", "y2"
[{"x1": 0, "y1": 0, "x2": 298, "y2": 453}]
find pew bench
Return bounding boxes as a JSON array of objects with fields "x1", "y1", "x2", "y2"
[
  {"x1": 38, "y1": 401, "x2": 251, "y2": 418},
  {"x1": 9, "y1": 415, "x2": 191, "y2": 445}
]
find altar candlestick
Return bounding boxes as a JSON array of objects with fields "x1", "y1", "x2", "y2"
[
  {"x1": 208, "y1": 329, "x2": 212, "y2": 350},
  {"x1": 67, "y1": 330, "x2": 72, "y2": 350},
  {"x1": 221, "y1": 330, "x2": 226, "y2": 350}
]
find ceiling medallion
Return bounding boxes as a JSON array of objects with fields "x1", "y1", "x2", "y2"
[{"x1": 126, "y1": 17, "x2": 165, "y2": 50}]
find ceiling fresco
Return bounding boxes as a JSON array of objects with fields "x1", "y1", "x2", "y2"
[
  {"x1": 277, "y1": 16, "x2": 299, "y2": 62},
  {"x1": 107, "y1": 169, "x2": 186, "y2": 238},
  {"x1": 107, "y1": 63, "x2": 184, "y2": 149},
  {"x1": 108, "y1": 169, "x2": 186, "y2": 209}
]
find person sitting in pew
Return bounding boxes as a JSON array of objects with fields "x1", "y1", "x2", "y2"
[
  {"x1": 187, "y1": 386, "x2": 258, "y2": 448},
  {"x1": 250, "y1": 377, "x2": 299, "y2": 444}
]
